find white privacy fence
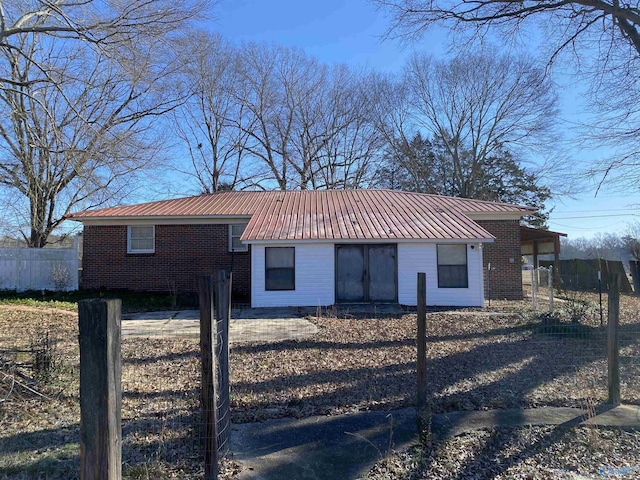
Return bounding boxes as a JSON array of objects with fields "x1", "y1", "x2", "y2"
[{"x1": 0, "y1": 247, "x2": 78, "y2": 292}]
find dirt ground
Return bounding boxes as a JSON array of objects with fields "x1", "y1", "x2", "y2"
[{"x1": 0, "y1": 290, "x2": 639, "y2": 478}]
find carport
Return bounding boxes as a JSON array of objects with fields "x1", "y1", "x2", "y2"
[{"x1": 520, "y1": 226, "x2": 567, "y2": 285}]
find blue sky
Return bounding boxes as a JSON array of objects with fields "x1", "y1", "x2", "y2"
[{"x1": 207, "y1": 0, "x2": 638, "y2": 240}]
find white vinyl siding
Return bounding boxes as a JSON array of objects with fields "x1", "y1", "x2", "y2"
[
  {"x1": 398, "y1": 243, "x2": 484, "y2": 307},
  {"x1": 251, "y1": 243, "x2": 334, "y2": 307},
  {"x1": 127, "y1": 226, "x2": 154, "y2": 254}
]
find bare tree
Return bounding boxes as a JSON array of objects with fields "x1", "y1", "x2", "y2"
[
  {"x1": 372, "y1": 0, "x2": 640, "y2": 57},
  {"x1": 371, "y1": 50, "x2": 556, "y2": 225},
  {"x1": 623, "y1": 221, "x2": 640, "y2": 261},
  {"x1": 0, "y1": 1, "x2": 207, "y2": 246},
  {"x1": 306, "y1": 68, "x2": 384, "y2": 189},
  {"x1": 173, "y1": 32, "x2": 252, "y2": 193},
  {"x1": 372, "y1": 0, "x2": 640, "y2": 192},
  {"x1": 0, "y1": 1, "x2": 206, "y2": 47},
  {"x1": 561, "y1": 232, "x2": 628, "y2": 261},
  {"x1": 232, "y1": 43, "x2": 381, "y2": 190},
  {"x1": 404, "y1": 50, "x2": 557, "y2": 180},
  {"x1": 230, "y1": 43, "x2": 292, "y2": 190}
]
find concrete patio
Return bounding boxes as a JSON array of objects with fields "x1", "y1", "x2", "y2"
[
  {"x1": 120, "y1": 304, "x2": 406, "y2": 341},
  {"x1": 120, "y1": 307, "x2": 319, "y2": 343}
]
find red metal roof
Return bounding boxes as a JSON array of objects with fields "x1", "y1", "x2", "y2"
[{"x1": 67, "y1": 190, "x2": 535, "y2": 241}]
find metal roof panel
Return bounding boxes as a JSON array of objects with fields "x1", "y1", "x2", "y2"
[{"x1": 66, "y1": 190, "x2": 534, "y2": 241}]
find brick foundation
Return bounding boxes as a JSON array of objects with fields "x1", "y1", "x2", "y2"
[
  {"x1": 478, "y1": 220, "x2": 523, "y2": 300},
  {"x1": 82, "y1": 224, "x2": 251, "y2": 302}
]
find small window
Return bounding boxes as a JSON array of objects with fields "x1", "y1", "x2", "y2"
[
  {"x1": 437, "y1": 244, "x2": 468, "y2": 288},
  {"x1": 229, "y1": 224, "x2": 248, "y2": 252},
  {"x1": 128, "y1": 225, "x2": 154, "y2": 254},
  {"x1": 265, "y1": 247, "x2": 295, "y2": 291}
]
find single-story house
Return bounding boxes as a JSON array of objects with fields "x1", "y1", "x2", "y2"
[{"x1": 66, "y1": 189, "x2": 537, "y2": 307}]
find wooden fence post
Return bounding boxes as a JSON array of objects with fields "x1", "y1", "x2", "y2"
[
  {"x1": 630, "y1": 260, "x2": 640, "y2": 296},
  {"x1": 199, "y1": 275, "x2": 219, "y2": 480},
  {"x1": 608, "y1": 272, "x2": 621, "y2": 406},
  {"x1": 416, "y1": 273, "x2": 427, "y2": 411},
  {"x1": 79, "y1": 299, "x2": 122, "y2": 480},
  {"x1": 215, "y1": 269, "x2": 232, "y2": 453}
]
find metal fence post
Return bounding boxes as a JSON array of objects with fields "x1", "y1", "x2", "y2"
[
  {"x1": 199, "y1": 275, "x2": 219, "y2": 480},
  {"x1": 487, "y1": 263, "x2": 492, "y2": 307},
  {"x1": 599, "y1": 268, "x2": 604, "y2": 327},
  {"x1": 215, "y1": 270, "x2": 232, "y2": 454},
  {"x1": 548, "y1": 266, "x2": 553, "y2": 311},
  {"x1": 78, "y1": 299, "x2": 122, "y2": 480},
  {"x1": 608, "y1": 273, "x2": 621, "y2": 406},
  {"x1": 531, "y1": 268, "x2": 538, "y2": 311}
]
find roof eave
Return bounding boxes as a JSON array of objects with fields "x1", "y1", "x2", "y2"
[
  {"x1": 242, "y1": 237, "x2": 495, "y2": 244},
  {"x1": 67, "y1": 215, "x2": 252, "y2": 224}
]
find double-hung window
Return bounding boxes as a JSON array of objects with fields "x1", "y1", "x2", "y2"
[
  {"x1": 229, "y1": 224, "x2": 248, "y2": 252},
  {"x1": 437, "y1": 244, "x2": 468, "y2": 288},
  {"x1": 127, "y1": 226, "x2": 155, "y2": 254},
  {"x1": 265, "y1": 247, "x2": 295, "y2": 290}
]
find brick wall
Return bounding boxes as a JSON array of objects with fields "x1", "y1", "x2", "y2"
[
  {"x1": 82, "y1": 224, "x2": 251, "y2": 301},
  {"x1": 477, "y1": 220, "x2": 523, "y2": 300}
]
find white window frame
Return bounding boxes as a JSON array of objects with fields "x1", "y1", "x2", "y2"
[
  {"x1": 229, "y1": 224, "x2": 248, "y2": 252},
  {"x1": 436, "y1": 244, "x2": 469, "y2": 288},
  {"x1": 127, "y1": 225, "x2": 155, "y2": 254},
  {"x1": 265, "y1": 246, "x2": 295, "y2": 291}
]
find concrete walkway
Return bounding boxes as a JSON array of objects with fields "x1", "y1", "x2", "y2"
[
  {"x1": 231, "y1": 408, "x2": 418, "y2": 480},
  {"x1": 120, "y1": 308, "x2": 318, "y2": 343},
  {"x1": 230, "y1": 405, "x2": 640, "y2": 479},
  {"x1": 431, "y1": 404, "x2": 640, "y2": 440}
]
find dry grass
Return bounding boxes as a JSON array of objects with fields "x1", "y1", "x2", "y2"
[
  {"x1": 229, "y1": 300, "x2": 637, "y2": 422},
  {"x1": 0, "y1": 306, "x2": 206, "y2": 479},
  {"x1": 367, "y1": 425, "x2": 640, "y2": 479},
  {"x1": 0, "y1": 307, "x2": 79, "y2": 479},
  {"x1": 1, "y1": 291, "x2": 639, "y2": 478}
]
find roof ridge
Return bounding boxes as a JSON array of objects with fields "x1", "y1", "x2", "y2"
[
  {"x1": 66, "y1": 188, "x2": 535, "y2": 220},
  {"x1": 388, "y1": 189, "x2": 534, "y2": 210}
]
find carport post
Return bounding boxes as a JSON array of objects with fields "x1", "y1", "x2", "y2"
[{"x1": 417, "y1": 273, "x2": 427, "y2": 411}]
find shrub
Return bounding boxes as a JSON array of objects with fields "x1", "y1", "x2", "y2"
[
  {"x1": 30, "y1": 331, "x2": 63, "y2": 383},
  {"x1": 52, "y1": 263, "x2": 72, "y2": 291}
]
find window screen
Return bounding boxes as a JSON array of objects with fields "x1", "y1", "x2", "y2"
[
  {"x1": 437, "y1": 244, "x2": 468, "y2": 288},
  {"x1": 265, "y1": 247, "x2": 295, "y2": 290}
]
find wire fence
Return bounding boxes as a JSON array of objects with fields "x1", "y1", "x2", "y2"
[
  {"x1": 618, "y1": 295, "x2": 640, "y2": 406},
  {"x1": 425, "y1": 306, "x2": 609, "y2": 414},
  {"x1": 524, "y1": 266, "x2": 640, "y2": 407},
  {"x1": 1, "y1": 266, "x2": 640, "y2": 478},
  {"x1": 120, "y1": 329, "x2": 202, "y2": 477}
]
